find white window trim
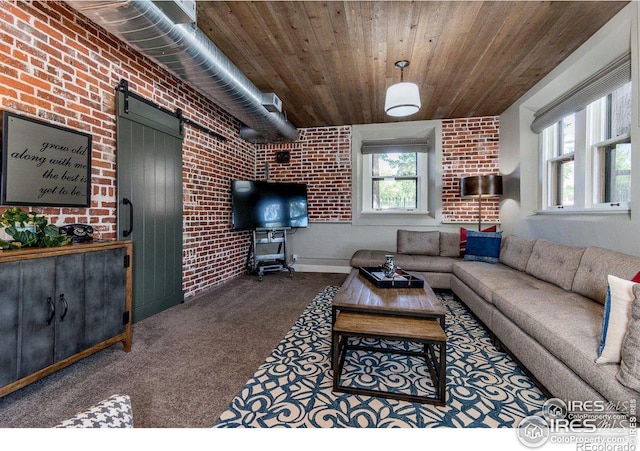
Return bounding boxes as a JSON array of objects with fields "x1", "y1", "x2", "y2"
[
  {"x1": 361, "y1": 152, "x2": 428, "y2": 214},
  {"x1": 540, "y1": 99, "x2": 631, "y2": 214},
  {"x1": 591, "y1": 132, "x2": 631, "y2": 210},
  {"x1": 351, "y1": 121, "x2": 442, "y2": 227}
]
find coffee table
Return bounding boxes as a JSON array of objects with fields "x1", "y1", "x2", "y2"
[
  {"x1": 331, "y1": 269, "x2": 446, "y2": 327},
  {"x1": 331, "y1": 268, "x2": 447, "y2": 405}
]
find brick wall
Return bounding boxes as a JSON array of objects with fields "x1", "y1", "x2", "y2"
[
  {"x1": 441, "y1": 117, "x2": 501, "y2": 224},
  {"x1": 259, "y1": 117, "x2": 501, "y2": 225},
  {"x1": 0, "y1": 1, "x2": 255, "y2": 298},
  {"x1": 257, "y1": 126, "x2": 352, "y2": 222},
  {"x1": 0, "y1": 2, "x2": 501, "y2": 301}
]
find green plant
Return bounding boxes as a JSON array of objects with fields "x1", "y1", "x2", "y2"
[{"x1": 0, "y1": 207, "x2": 71, "y2": 249}]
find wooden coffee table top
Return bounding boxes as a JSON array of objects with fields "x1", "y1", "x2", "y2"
[{"x1": 332, "y1": 268, "x2": 446, "y2": 319}]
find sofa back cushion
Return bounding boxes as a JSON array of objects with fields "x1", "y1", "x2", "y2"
[
  {"x1": 572, "y1": 247, "x2": 640, "y2": 304},
  {"x1": 397, "y1": 230, "x2": 440, "y2": 256},
  {"x1": 440, "y1": 232, "x2": 461, "y2": 257},
  {"x1": 500, "y1": 235, "x2": 536, "y2": 272},
  {"x1": 525, "y1": 239, "x2": 585, "y2": 291}
]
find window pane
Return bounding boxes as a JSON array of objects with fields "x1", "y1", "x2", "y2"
[
  {"x1": 605, "y1": 142, "x2": 631, "y2": 203},
  {"x1": 560, "y1": 115, "x2": 575, "y2": 155},
  {"x1": 610, "y1": 81, "x2": 632, "y2": 138},
  {"x1": 559, "y1": 161, "x2": 574, "y2": 206},
  {"x1": 372, "y1": 152, "x2": 417, "y2": 177},
  {"x1": 372, "y1": 178, "x2": 417, "y2": 209}
]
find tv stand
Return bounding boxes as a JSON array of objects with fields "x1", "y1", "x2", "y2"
[{"x1": 246, "y1": 228, "x2": 295, "y2": 281}]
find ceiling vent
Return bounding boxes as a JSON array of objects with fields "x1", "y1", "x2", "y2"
[
  {"x1": 151, "y1": 0, "x2": 196, "y2": 24},
  {"x1": 262, "y1": 93, "x2": 283, "y2": 113}
]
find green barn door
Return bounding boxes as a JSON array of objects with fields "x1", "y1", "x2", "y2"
[{"x1": 116, "y1": 90, "x2": 184, "y2": 322}]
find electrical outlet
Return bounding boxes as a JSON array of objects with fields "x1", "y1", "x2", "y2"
[{"x1": 292, "y1": 254, "x2": 298, "y2": 262}]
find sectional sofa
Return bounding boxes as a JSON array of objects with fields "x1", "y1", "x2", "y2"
[
  {"x1": 350, "y1": 230, "x2": 640, "y2": 418},
  {"x1": 350, "y1": 230, "x2": 461, "y2": 290}
]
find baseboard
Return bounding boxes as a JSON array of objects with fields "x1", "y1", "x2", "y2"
[{"x1": 292, "y1": 264, "x2": 352, "y2": 274}]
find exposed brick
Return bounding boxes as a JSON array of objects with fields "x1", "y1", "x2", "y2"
[
  {"x1": 259, "y1": 117, "x2": 500, "y2": 226},
  {"x1": 0, "y1": 1, "x2": 252, "y2": 299},
  {"x1": 0, "y1": 2, "x2": 501, "y2": 302}
]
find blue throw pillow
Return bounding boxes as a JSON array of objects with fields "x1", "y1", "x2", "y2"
[{"x1": 463, "y1": 230, "x2": 503, "y2": 263}]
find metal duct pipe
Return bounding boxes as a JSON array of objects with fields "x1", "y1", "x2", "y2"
[
  {"x1": 239, "y1": 125, "x2": 273, "y2": 144},
  {"x1": 64, "y1": 0, "x2": 298, "y2": 143}
]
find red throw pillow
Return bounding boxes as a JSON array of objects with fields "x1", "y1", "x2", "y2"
[
  {"x1": 460, "y1": 225, "x2": 497, "y2": 256},
  {"x1": 632, "y1": 271, "x2": 640, "y2": 283}
]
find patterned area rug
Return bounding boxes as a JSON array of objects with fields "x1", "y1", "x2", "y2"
[{"x1": 214, "y1": 286, "x2": 546, "y2": 427}]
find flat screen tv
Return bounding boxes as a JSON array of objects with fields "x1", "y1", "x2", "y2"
[{"x1": 231, "y1": 180, "x2": 309, "y2": 231}]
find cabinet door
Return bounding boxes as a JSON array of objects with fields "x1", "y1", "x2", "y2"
[
  {"x1": 84, "y1": 248, "x2": 127, "y2": 348},
  {"x1": 19, "y1": 258, "x2": 55, "y2": 378},
  {"x1": 54, "y1": 253, "x2": 86, "y2": 362},
  {"x1": 0, "y1": 262, "x2": 20, "y2": 386}
]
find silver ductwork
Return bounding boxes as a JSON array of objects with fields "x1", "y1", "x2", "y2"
[{"x1": 64, "y1": 0, "x2": 298, "y2": 143}]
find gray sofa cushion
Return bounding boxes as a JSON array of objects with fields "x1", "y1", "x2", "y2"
[
  {"x1": 493, "y1": 288, "x2": 637, "y2": 410},
  {"x1": 453, "y1": 261, "x2": 556, "y2": 305},
  {"x1": 440, "y1": 232, "x2": 460, "y2": 257},
  {"x1": 617, "y1": 285, "x2": 640, "y2": 392},
  {"x1": 572, "y1": 247, "x2": 640, "y2": 304},
  {"x1": 392, "y1": 253, "x2": 458, "y2": 273},
  {"x1": 351, "y1": 249, "x2": 458, "y2": 273},
  {"x1": 499, "y1": 235, "x2": 536, "y2": 272},
  {"x1": 525, "y1": 239, "x2": 585, "y2": 291},
  {"x1": 350, "y1": 249, "x2": 393, "y2": 268},
  {"x1": 397, "y1": 230, "x2": 439, "y2": 256}
]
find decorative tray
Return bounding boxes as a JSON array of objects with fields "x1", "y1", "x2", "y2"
[{"x1": 358, "y1": 266, "x2": 424, "y2": 289}]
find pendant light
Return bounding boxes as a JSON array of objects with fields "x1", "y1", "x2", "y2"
[{"x1": 385, "y1": 60, "x2": 421, "y2": 117}]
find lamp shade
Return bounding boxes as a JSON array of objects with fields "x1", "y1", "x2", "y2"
[
  {"x1": 460, "y1": 175, "x2": 503, "y2": 198},
  {"x1": 385, "y1": 82, "x2": 421, "y2": 117}
]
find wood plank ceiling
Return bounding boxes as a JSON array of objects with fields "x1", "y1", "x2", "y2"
[{"x1": 197, "y1": 1, "x2": 628, "y2": 128}]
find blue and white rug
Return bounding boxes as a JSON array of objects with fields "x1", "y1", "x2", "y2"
[{"x1": 214, "y1": 286, "x2": 546, "y2": 427}]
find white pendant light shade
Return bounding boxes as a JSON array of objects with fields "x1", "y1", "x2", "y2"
[{"x1": 385, "y1": 82, "x2": 421, "y2": 117}]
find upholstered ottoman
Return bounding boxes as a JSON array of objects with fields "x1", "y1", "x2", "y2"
[{"x1": 55, "y1": 394, "x2": 133, "y2": 428}]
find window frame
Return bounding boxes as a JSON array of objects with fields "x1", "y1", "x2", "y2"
[
  {"x1": 542, "y1": 118, "x2": 577, "y2": 209},
  {"x1": 591, "y1": 133, "x2": 631, "y2": 209},
  {"x1": 362, "y1": 151, "x2": 428, "y2": 214},
  {"x1": 539, "y1": 83, "x2": 631, "y2": 213},
  {"x1": 351, "y1": 121, "x2": 441, "y2": 227}
]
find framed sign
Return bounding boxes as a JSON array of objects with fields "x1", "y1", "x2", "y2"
[{"x1": 1, "y1": 111, "x2": 92, "y2": 207}]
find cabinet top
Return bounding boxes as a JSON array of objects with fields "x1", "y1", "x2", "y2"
[{"x1": 0, "y1": 240, "x2": 132, "y2": 263}]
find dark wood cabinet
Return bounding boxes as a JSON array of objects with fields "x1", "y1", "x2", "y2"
[
  {"x1": 19, "y1": 256, "x2": 56, "y2": 379},
  {"x1": 0, "y1": 241, "x2": 132, "y2": 397},
  {"x1": 0, "y1": 261, "x2": 20, "y2": 387}
]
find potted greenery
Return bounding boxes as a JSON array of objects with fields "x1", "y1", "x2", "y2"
[{"x1": 0, "y1": 207, "x2": 71, "y2": 249}]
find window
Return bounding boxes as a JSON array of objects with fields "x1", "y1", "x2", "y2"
[
  {"x1": 591, "y1": 82, "x2": 632, "y2": 207},
  {"x1": 534, "y1": 53, "x2": 631, "y2": 212},
  {"x1": 596, "y1": 141, "x2": 631, "y2": 205},
  {"x1": 352, "y1": 122, "x2": 439, "y2": 226},
  {"x1": 371, "y1": 152, "x2": 418, "y2": 210},
  {"x1": 538, "y1": 80, "x2": 631, "y2": 211},
  {"x1": 362, "y1": 149, "x2": 427, "y2": 213},
  {"x1": 543, "y1": 115, "x2": 576, "y2": 207}
]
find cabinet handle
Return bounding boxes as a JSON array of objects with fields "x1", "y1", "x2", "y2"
[
  {"x1": 59, "y1": 294, "x2": 68, "y2": 322},
  {"x1": 46, "y1": 297, "x2": 55, "y2": 326},
  {"x1": 122, "y1": 198, "x2": 133, "y2": 237}
]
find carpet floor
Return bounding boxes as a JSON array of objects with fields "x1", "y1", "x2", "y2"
[
  {"x1": 215, "y1": 286, "x2": 547, "y2": 427},
  {"x1": 0, "y1": 271, "x2": 347, "y2": 428}
]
